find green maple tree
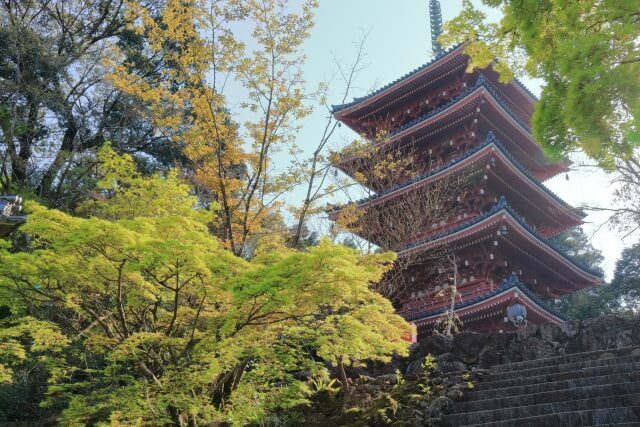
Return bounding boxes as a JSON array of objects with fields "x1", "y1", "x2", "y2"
[
  {"x1": 0, "y1": 147, "x2": 409, "y2": 425},
  {"x1": 439, "y1": 0, "x2": 640, "y2": 167}
]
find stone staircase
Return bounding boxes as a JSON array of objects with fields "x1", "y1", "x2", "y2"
[{"x1": 443, "y1": 346, "x2": 640, "y2": 426}]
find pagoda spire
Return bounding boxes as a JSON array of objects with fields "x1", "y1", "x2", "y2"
[{"x1": 429, "y1": 0, "x2": 444, "y2": 57}]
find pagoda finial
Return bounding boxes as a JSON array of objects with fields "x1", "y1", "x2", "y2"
[{"x1": 429, "y1": 0, "x2": 444, "y2": 57}]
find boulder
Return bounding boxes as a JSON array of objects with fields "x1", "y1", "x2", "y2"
[
  {"x1": 451, "y1": 333, "x2": 490, "y2": 364},
  {"x1": 478, "y1": 345, "x2": 502, "y2": 367},
  {"x1": 427, "y1": 396, "x2": 453, "y2": 419},
  {"x1": 418, "y1": 335, "x2": 453, "y2": 356}
]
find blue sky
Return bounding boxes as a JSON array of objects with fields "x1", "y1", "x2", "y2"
[{"x1": 230, "y1": 1, "x2": 627, "y2": 279}]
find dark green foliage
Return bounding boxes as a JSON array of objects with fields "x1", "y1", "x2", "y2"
[
  {"x1": 554, "y1": 287, "x2": 615, "y2": 321},
  {"x1": 0, "y1": 0, "x2": 181, "y2": 208},
  {"x1": 551, "y1": 228, "x2": 607, "y2": 320},
  {"x1": 550, "y1": 228, "x2": 604, "y2": 276},
  {"x1": 610, "y1": 243, "x2": 640, "y2": 313},
  {"x1": 556, "y1": 239, "x2": 640, "y2": 320}
]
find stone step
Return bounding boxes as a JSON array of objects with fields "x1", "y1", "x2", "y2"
[
  {"x1": 490, "y1": 346, "x2": 640, "y2": 374},
  {"x1": 465, "y1": 371, "x2": 640, "y2": 401},
  {"x1": 483, "y1": 353, "x2": 640, "y2": 383},
  {"x1": 454, "y1": 381, "x2": 640, "y2": 414},
  {"x1": 451, "y1": 406, "x2": 640, "y2": 427},
  {"x1": 596, "y1": 424, "x2": 640, "y2": 427},
  {"x1": 442, "y1": 393, "x2": 640, "y2": 426},
  {"x1": 475, "y1": 361, "x2": 640, "y2": 391}
]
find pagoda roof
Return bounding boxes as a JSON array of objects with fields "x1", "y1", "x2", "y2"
[
  {"x1": 405, "y1": 273, "x2": 565, "y2": 325},
  {"x1": 0, "y1": 196, "x2": 26, "y2": 237},
  {"x1": 332, "y1": 45, "x2": 467, "y2": 114},
  {"x1": 389, "y1": 74, "x2": 530, "y2": 137},
  {"x1": 399, "y1": 198, "x2": 602, "y2": 285},
  {"x1": 332, "y1": 44, "x2": 537, "y2": 116},
  {"x1": 328, "y1": 133, "x2": 584, "y2": 231},
  {"x1": 336, "y1": 75, "x2": 563, "y2": 180}
]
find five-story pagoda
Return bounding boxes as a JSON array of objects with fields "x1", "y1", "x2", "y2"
[{"x1": 328, "y1": 1, "x2": 601, "y2": 339}]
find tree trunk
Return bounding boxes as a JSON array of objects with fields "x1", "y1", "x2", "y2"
[
  {"x1": 37, "y1": 114, "x2": 78, "y2": 197},
  {"x1": 336, "y1": 356, "x2": 350, "y2": 399},
  {"x1": 11, "y1": 99, "x2": 39, "y2": 186},
  {"x1": 445, "y1": 255, "x2": 458, "y2": 337},
  {"x1": 209, "y1": 358, "x2": 249, "y2": 407}
]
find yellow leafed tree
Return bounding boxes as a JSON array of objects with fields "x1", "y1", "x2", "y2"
[{"x1": 109, "y1": 0, "x2": 316, "y2": 257}]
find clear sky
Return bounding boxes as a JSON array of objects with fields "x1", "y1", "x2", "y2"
[{"x1": 233, "y1": 0, "x2": 631, "y2": 279}]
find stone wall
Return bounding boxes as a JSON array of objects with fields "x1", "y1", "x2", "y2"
[
  {"x1": 404, "y1": 315, "x2": 640, "y2": 376},
  {"x1": 302, "y1": 316, "x2": 640, "y2": 426}
]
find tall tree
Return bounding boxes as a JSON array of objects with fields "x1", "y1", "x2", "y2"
[
  {"x1": 0, "y1": 148, "x2": 409, "y2": 425},
  {"x1": 550, "y1": 228, "x2": 607, "y2": 319},
  {"x1": 110, "y1": 0, "x2": 317, "y2": 257},
  {"x1": 440, "y1": 0, "x2": 640, "y2": 165},
  {"x1": 553, "y1": 232, "x2": 640, "y2": 320},
  {"x1": 0, "y1": 0, "x2": 178, "y2": 207},
  {"x1": 553, "y1": 287, "x2": 614, "y2": 321},
  {"x1": 549, "y1": 227, "x2": 605, "y2": 275},
  {"x1": 288, "y1": 33, "x2": 369, "y2": 248},
  {"x1": 439, "y1": 0, "x2": 640, "y2": 233},
  {"x1": 610, "y1": 242, "x2": 640, "y2": 313}
]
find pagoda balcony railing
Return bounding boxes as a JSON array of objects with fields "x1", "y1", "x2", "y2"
[
  {"x1": 328, "y1": 132, "x2": 578, "y2": 217},
  {"x1": 398, "y1": 196, "x2": 602, "y2": 278},
  {"x1": 404, "y1": 272, "x2": 568, "y2": 322},
  {"x1": 401, "y1": 278, "x2": 496, "y2": 315}
]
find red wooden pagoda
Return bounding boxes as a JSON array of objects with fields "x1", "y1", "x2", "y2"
[{"x1": 328, "y1": 1, "x2": 601, "y2": 339}]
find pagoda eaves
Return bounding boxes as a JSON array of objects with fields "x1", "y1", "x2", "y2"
[
  {"x1": 332, "y1": 45, "x2": 468, "y2": 116},
  {"x1": 329, "y1": 133, "x2": 584, "y2": 240},
  {"x1": 335, "y1": 76, "x2": 567, "y2": 181},
  {"x1": 332, "y1": 45, "x2": 537, "y2": 121},
  {"x1": 398, "y1": 198, "x2": 601, "y2": 290}
]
